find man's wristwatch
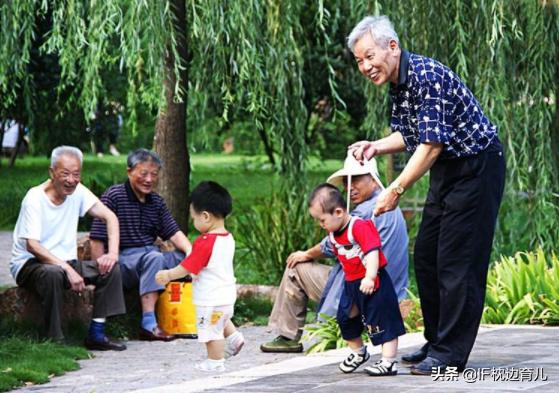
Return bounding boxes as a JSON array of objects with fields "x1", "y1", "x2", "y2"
[{"x1": 390, "y1": 182, "x2": 405, "y2": 196}]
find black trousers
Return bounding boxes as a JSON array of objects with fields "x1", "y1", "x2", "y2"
[
  {"x1": 414, "y1": 144, "x2": 505, "y2": 369},
  {"x1": 17, "y1": 259, "x2": 126, "y2": 340}
]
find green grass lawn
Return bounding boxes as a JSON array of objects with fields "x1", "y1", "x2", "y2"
[
  {"x1": 0, "y1": 337, "x2": 89, "y2": 392},
  {"x1": 0, "y1": 152, "x2": 425, "y2": 228},
  {"x1": 0, "y1": 153, "x2": 343, "y2": 229}
]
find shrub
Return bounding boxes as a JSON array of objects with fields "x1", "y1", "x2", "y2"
[
  {"x1": 235, "y1": 186, "x2": 324, "y2": 284},
  {"x1": 402, "y1": 291, "x2": 424, "y2": 333},
  {"x1": 482, "y1": 249, "x2": 559, "y2": 325},
  {"x1": 232, "y1": 296, "x2": 273, "y2": 326},
  {"x1": 302, "y1": 314, "x2": 345, "y2": 354}
]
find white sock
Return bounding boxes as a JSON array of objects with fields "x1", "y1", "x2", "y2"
[
  {"x1": 381, "y1": 357, "x2": 396, "y2": 366},
  {"x1": 357, "y1": 346, "x2": 367, "y2": 355},
  {"x1": 196, "y1": 358, "x2": 225, "y2": 372}
]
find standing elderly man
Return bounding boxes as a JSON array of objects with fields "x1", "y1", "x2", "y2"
[
  {"x1": 347, "y1": 16, "x2": 506, "y2": 374},
  {"x1": 261, "y1": 155, "x2": 409, "y2": 353},
  {"x1": 10, "y1": 146, "x2": 126, "y2": 350},
  {"x1": 90, "y1": 148, "x2": 191, "y2": 341}
]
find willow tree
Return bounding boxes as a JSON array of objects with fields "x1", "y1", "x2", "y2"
[
  {"x1": 187, "y1": 1, "x2": 324, "y2": 180},
  {"x1": 203, "y1": 0, "x2": 558, "y2": 256},
  {"x1": 0, "y1": 0, "x2": 339, "y2": 224},
  {"x1": 327, "y1": 0, "x2": 559, "y2": 255},
  {"x1": 153, "y1": 0, "x2": 190, "y2": 231},
  {"x1": 0, "y1": 1, "x2": 190, "y2": 227},
  {"x1": 2, "y1": 0, "x2": 557, "y2": 253}
]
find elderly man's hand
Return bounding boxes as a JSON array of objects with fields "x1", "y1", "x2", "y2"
[
  {"x1": 373, "y1": 187, "x2": 400, "y2": 216},
  {"x1": 65, "y1": 265, "x2": 86, "y2": 293},
  {"x1": 155, "y1": 270, "x2": 171, "y2": 286},
  {"x1": 97, "y1": 253, "x2": 118, "y2": 275},
  {"x1": 348, "y1": 140, "x2": 378, "y2": 162},
  {"x1": 286, "y1": 250, "x2": 311, "y2": 269}
]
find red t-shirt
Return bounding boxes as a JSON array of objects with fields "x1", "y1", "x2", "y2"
[
  {"x1": 330, "y1": 217, "x2": 387, "y2": 282},
  {"x1": 180, "y1": 234, "x2": 218, "y2": 274}
]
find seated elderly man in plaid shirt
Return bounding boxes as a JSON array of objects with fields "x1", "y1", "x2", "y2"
[{"x1": 90, "y1": 148, "x2": 192, "y2": 341}]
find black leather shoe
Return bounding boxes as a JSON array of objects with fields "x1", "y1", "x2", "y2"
[
  {"x1": 410, "y1": 356, "x2": 447, "y2": 376},
  {"x1": 401, "y1": 342, "x2": 429, "y2": 364},
  {"x1": 139, "y1": 326, "x2": 176, "y2": 342},
  {"x1": 84, "y1": 336, "x2": 127, "y2": 351}
]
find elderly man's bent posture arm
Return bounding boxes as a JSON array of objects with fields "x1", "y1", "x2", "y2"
[
  {"x1": 90, "y1": 148, "x2": 192, "y2": 341},
  {"x1": 10, "y1": 146, "x2": 126, "y2": 350}
]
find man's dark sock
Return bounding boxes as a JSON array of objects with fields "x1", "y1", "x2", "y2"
[{"x1": 88, "y1": 320, "x2": 106, "y2": 342}]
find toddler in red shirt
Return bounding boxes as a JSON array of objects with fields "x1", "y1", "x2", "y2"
[
  {"x1": 156, "y1": 181, "x2": 244, "y2": 372},
  {"x1": 308, "y1": 183, "x2": 405, "y2": 376}
]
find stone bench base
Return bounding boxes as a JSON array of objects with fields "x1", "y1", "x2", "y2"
[
  {"x1": 0, "y1": 286, "x2": 95, "y2": 328},
  {"x1": 0, "y1": 285, "x2": 413, "y2": 330},
  {"x1": 0, "y1": 283, "x2": 279, "y2": 334}
]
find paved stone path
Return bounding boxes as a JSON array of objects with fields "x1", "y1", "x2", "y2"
[{"x1": 10, "y1": 325, "x2": 559, "y2": 392}]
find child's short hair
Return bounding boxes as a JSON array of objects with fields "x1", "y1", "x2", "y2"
[
  {"x1": 190, "y1": 181, "x2": 233, "y2": 218},
  {"x1": 308, "y1": 183, "x2": 346, "y2": 214}
]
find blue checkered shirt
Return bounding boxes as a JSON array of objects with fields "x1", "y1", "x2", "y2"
[{"x1": 390, "y1": 51, "x2": 497, "y2": 159}]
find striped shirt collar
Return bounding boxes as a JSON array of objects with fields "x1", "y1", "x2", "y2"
[{"x1": 124, "y1": 180, "x2": 153, "y2": 204}]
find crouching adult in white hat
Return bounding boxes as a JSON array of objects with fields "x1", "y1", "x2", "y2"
[{"x1": 260, "y1": 154, "x2": 409, "y2": 353}]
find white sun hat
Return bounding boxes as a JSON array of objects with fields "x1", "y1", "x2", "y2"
[{"x1": 326, "y1": 152, "x2": 385, "y2": 211}]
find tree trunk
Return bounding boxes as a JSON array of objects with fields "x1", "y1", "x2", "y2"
[
  {"x1": 257, "y1": 127, "x2": 276, "y2": 166},
  {"x1": 153, "y1": 0, "x2": 190, "y2": 233}
]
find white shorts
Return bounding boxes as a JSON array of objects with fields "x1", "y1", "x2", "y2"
[{"x1": 195, "y1": 305, "x2": 234, "y2": 343}]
